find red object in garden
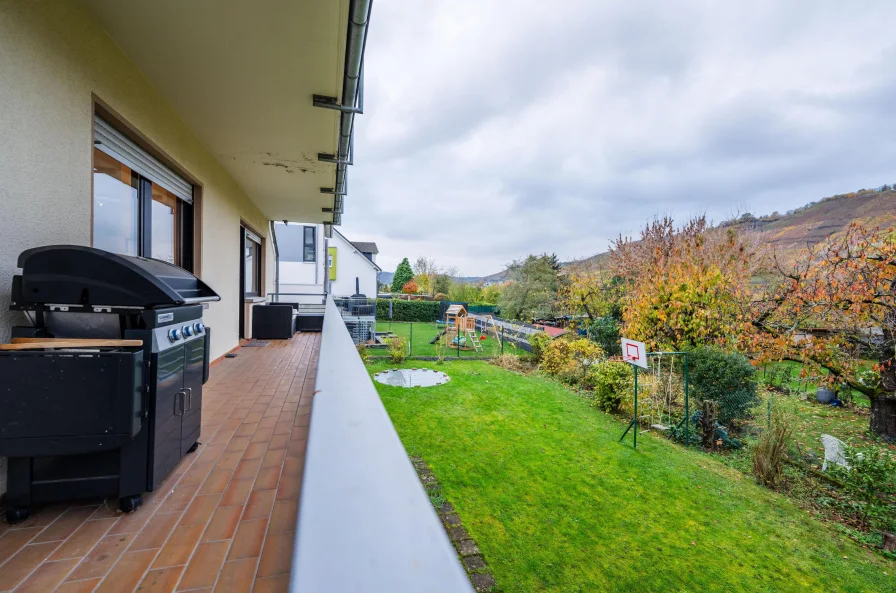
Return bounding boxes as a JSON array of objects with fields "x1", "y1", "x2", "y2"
[{"x1": 480, "y1": 335, "x2": 486, "y2": 340}]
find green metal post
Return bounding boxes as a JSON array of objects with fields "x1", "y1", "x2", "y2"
[
  {"x1": 633, "y1": 365, "x2": 638, "y2": 450},
  {"x1": 410, "y1": 323, "x2": 413, "y2": 358},
  {"x1": 684, "y1": 353, "x2": 689, "y2": 446},
  {"x1": 501, "y1": 327, "x2": 504, "y2": 355},
  {"x1": 767, "y1": 399, "x2": 771, "y2": 429}
]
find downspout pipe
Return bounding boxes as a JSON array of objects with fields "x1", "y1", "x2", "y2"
[
  {"x1": 270, "y1": 221, "x2": 280, "y2": 299},
  {"x1": 333, "y1": 0, "x2": 373, "y2": 225}
]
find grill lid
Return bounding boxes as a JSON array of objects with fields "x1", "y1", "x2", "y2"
[{"x1": 13, "y1": 246, "x2": 220, "y2": 308}]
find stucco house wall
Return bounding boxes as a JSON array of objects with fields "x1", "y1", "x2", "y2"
[
  {"x1": 277, "y1": 223, "x2": 327, "y2": 290},
  {"x1": 0, "y1": 1, "x2": 275, "y2": 494},
  {"x1": 329, "y1": 231, "x2": 379, "y2": 298}
]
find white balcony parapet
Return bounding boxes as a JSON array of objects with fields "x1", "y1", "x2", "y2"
[{"x1": 290, "y1": 296, "x2": 473, "y2": 593}]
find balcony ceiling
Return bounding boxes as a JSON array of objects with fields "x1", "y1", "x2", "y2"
[{"x1": 82, "y1": 0, "x2": 349, "y2": 224}]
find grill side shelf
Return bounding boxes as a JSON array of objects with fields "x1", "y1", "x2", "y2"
[{"x1": 0, "y1": 339, "x2": 143, "y2": 350}]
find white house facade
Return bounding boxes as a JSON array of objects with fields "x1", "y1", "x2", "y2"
[{"x1": 277, "y1": 223, "x2": 379, "y2": 298}]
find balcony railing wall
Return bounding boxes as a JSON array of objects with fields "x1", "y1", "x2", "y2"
[{"x1": 290, "y1": 296, "x2": 473, "y2": 593}]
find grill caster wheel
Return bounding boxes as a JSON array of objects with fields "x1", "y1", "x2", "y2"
[
  {"x1": 119, "y1": 495, "x2": 143, "y2": 514},
  {"x1": 5, "y1": 506, "x2": 30, "y2": 525},
  {"x1": 186, "y1": 441, "x2": 200, "y2": 454}
]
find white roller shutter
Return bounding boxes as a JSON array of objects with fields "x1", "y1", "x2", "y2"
[
  {"x1": 245, "y1": 228, "x2": 262, "y2": 244},
  {"x1": 93, "y1": 115, "x2": 193, "y2": 204}
]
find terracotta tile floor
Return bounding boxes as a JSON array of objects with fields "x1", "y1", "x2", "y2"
[{"x1": 0, "y1": 333, "x2": 320, "y2": 593}]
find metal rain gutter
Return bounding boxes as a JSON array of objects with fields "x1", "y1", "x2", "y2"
[{"x1": 314, "y1": 0, "x2": 373, "y2": 226}]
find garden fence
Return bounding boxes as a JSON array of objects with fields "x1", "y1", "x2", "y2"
[
  {"x1": 628, "y1": 353, "x2": 769, "y2": 447},
  {"x1": 368, "y1": 319, "x2": 536, "y2": 359}
]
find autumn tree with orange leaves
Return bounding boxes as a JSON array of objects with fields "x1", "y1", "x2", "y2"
[
  {"x1": 561, "y1": 215, "x2": 896, "y2": 439},
  {"x1": 609, "y1": 216, "x2": 758, "y2": 352},
  {"x1": 750, "y1": 223, "x2": 896, "y2": 439}
]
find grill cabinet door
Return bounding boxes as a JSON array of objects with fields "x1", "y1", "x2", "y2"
[
  {"x1": 180, "y1": 336, "x2": 205, "y2": 455},
  {"x1": 152, "y1": 344, "x2": 185, "y2": 489}
]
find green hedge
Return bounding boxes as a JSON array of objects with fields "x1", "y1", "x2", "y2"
[{"x1": 376, "y1": 299, "x2": 440, "y2": 322}]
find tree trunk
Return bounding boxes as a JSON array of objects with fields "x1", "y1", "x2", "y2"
[
  {"x1": 869, "y1": 395, "x2": 896, "y2": 441},
  {"x1": 872, "y1": 321, "x2": 896, "y2": 440},
  {"x1": 699, "y1": 400, "x2": 717, "y2": 450},
  {"x1": 883, "y1": 532, "x2": 896, "y2": 552}
]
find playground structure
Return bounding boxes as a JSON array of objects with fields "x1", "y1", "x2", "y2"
[
  {"x1": 430, "y1": 305, "x2": 504, "y2": 352},
  {"x1": 444, "y1": 304, "x2": 480, "y2": 351}
]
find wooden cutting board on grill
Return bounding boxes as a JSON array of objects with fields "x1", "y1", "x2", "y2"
[{"x1": 0, "y1": 338, "x2": 143, "y2": 350}]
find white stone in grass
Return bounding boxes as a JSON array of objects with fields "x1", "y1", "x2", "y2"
[{"x1": 821, "y1": 434, "x2": 850, "y2": 472}]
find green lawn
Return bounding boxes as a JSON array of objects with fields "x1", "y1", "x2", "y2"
[
  {"x1": 371, "y1": 360, "x2": 895, "y2": 593},
  {"x1": 375, "y1": 321, "x2": 503, "y2": 358},
  {"x1": 761, "y1": 360, "x2": 874, "y2": 408},
  {"x1": 760, "y1": 391, "x2": 896, "y2": 463}
]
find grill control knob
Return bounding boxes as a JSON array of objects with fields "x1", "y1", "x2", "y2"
[
  {"x1": 194, "y1": 322, "x2": 204, "y2": 334},
  {"x1": 183, "y1": 325, "x2": 194, "y2": 337},
  {"x1": 168, "y1": 328, "x2": 182, "y2": 343}
]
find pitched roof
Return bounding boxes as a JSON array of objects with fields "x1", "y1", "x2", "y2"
[
  {"x1": 332, "y1": 229, "x2": 381, "y2": 271},
  {"x1": 351, "y1": 241, "x2": 379, "y2": 254},
  {"x1": 535, "y1": 325, "x2": 568, "y2": 338}
]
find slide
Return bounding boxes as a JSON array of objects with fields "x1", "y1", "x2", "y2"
[{"x1": 429, "y1": 330, "x2": 447, "y2": 344}]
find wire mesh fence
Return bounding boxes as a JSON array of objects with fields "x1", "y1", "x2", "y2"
[
  {"x1": 619, "y1": 352, "x2": 768, "y2": 449},
  {"x1": 373, "y1": 320, "x2": 508, "y2": 358}
]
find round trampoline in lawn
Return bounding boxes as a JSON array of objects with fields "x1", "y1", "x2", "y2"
[{"x1": 373, "y1": 368, "x2": 450, "y2": 388}]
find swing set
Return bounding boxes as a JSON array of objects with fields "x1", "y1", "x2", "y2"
[{"x1": 619, "y1": 349, "x2": 690, "y2": 450}]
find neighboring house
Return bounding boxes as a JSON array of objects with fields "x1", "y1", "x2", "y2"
[
  {"x1": 352, "y1": 241, "x2": 379, "y2": 264},
  {"x1": 275, "y1": 222, "x2": 329, "y2": 298},
  {"x1": 277, "y1": 223, "x2": 380, "y2": 297},
  {"x1": 330, "y1": 231, "x2": 381, "y2": 297}
]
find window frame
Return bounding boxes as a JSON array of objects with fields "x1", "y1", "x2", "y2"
[
  {"x1": 91, "y1": 102, "x2": 198, "y2": 273},
  {"x1": 303, "y1": 226, "x2": 316, "y2": 262}
]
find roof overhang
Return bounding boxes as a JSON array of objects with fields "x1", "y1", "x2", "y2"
[
  {"x1": 333, "y1": 229, "x2": 381, "y2": 271},
  {"x1": 81, "y1": 0, "x2": 359, "y2": 224}
]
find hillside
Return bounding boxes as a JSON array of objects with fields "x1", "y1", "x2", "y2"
[
  {"x1": 379, "y1": 190, "x2": 896, "y2": 283},
  {"x1": 723, "y1": 189, "x2": 896, "y2": 262},
  {"x1": 498, "y1": 189, "x2": 896, "y2": 276}
]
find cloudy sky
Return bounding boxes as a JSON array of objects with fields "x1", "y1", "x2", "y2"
[{"x1": 339, "y1": 0, "x2": 896, "y2": 277}]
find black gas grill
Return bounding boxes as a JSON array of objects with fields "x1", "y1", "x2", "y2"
[{"x1": 0, "y1": 246, "x2": 220, "y2": 523}]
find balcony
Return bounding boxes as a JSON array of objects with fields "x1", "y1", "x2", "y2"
[{"x1": 0, "y1": 298, "x2": 469, "y2": 593}]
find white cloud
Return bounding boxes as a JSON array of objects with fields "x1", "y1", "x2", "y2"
[{"x1": 340, "y1": 0, "x2": 896, "y2": 276}]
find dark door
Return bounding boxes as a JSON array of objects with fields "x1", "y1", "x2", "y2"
[
  {"x1": 151, "y1": 345, "x2": 185, "y2": 489},
  {"x1": 239, "y1": 226, "x2": 246, "y2": 338},
  {"x1": 180, "y1": 336, "x2": 205, "y2": 454}
]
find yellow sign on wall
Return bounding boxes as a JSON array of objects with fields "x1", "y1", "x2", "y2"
[{"x1": 328, "y1": 246, "x2": 337, "y2": 280}]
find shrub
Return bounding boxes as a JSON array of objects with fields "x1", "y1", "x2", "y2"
[
  {"x1": 529, "y1": 331, "x2": 552, "y2": 363},
  {"x1": 829, "y1": 446, "x2": 896, "y2": 532},
  {"x1": 541, "y1": 338, "x2": 603, "y2": 386},
  {"x1": 587, "y1": 317, "x2": 621, "y2": 357},
  {"x1": 687, "y1": 347, "x2": 758, "y2": 425},
  {"x1": 375, "y1": 299, "x2": 440, "y2": 322},
  {"x1": 386, "y1": 336, "x2": 408, "y2": 364},
  {"x1": 568, "y1": 339, "x2": 604, "y2": 384},
  {"x1": 402, "y1": 280, "x2": 419, "y2": 294},
  {"x1": 586, "y1": 360, "x2": 633, "y2": 413},
  {"x1": 541, "y1": 339, "x2": 572, "y2": 376},
  {"x1": 753, "y1": 409, "x2": 792, "y2": 488},
  {"x1": 494, "y1": 353, "x2": 524, "y2": 372},
  {"x1": 355, "y1": 343, "x2": 370, "y2": 364},
  {"x1": 433, "y1": 292, "x2": 449, "y2": 301}
]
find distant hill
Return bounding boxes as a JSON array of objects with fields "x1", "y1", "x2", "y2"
[
  {"x1": 721, "y1": 189, "x2": 896, "y2": 263},
  {"x1": 472, "y1": 187, "x2": 896, "y2": 279}
]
